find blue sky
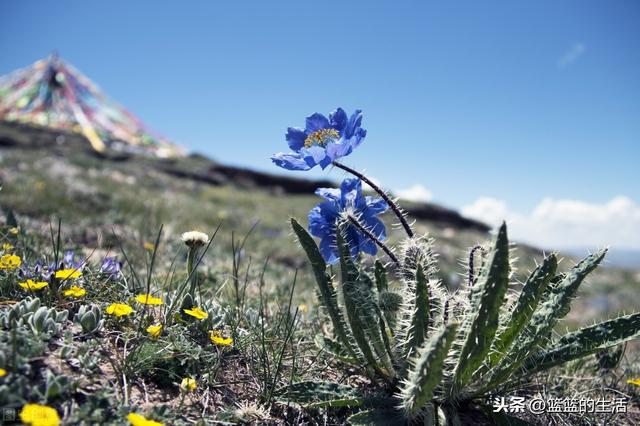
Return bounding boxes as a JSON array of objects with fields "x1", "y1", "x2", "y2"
[{"x1": 1, "y1": 1, "x2": 639, "y2": 249}]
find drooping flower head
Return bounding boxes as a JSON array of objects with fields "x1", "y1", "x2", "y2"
[
  {"x1": 271, "y1": 108, "x2": 366, "y2": 171},
  {"x1": 308, "y1": 178, "x2": 388, "y2": 264}
]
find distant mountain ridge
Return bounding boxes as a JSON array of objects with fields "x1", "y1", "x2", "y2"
[{"x1": 0, "y1": 120, "x2": 490, "y2": 233}]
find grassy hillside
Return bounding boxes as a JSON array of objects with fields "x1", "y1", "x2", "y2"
[{"x1": 1, "y1": 122, "x2": 640, "y2": 425}]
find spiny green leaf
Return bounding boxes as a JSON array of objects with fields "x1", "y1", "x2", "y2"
[
  {"x1": 291, "y1": 218, "x2": 354, "y2": 357},
  {"x1": 487, "y1": 253, "x2": 558, "y2": 366},
  {"x1": 399, "y1": 322, "x2": 458, "y2": 416},
  {"x1": 453, "y1": 222, "x2": 510, "y2": 390},
  {"x1": 520, "y1": 312, "x2": 640, "y2": 375},
  {"x1": 404, "y1": 264, "x2": 430, "y2": 358},
  {"x1": 374, "y1": 260, "x2": 388, "y2": 293},
  {"x1": 338, "y1": 230, "x2": 389, "y2": 376},
  {"x1": 487, "y1": 249, "x2": 607, "y2": 389}
]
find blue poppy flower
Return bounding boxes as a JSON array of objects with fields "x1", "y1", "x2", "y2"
[
  {"x1": 308, "y1": 178, "x2": 388, "y2": 264},
  {"x1": 271, "y1": 108, "x2": 367, "y2": 171}
]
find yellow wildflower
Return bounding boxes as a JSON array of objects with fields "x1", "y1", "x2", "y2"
[
  {"x1": 209, "y1": 330, "x2": 233, "y2": 346},
  {"x1": 9, "y1": 227, "x2": 19, "y2": 235},
  {"x1": 1, "y1": 242, "x2": 14, "y2": 251},
  {"x1": 298, "y1": 303, "x2": 308, "y2": 313},
  {"x1": 135, "y1": 294, "x2": 163, "y2": 305},
  {"x1": 183, "y1": 306, "x2": 208, "y2": 320},
  {"x1": 127, "y1": 412, "x2": 163, "y2": 426},
  {"x1": 19, "y1": 279, "x2": 49, "y2": 291},
  {"x1": 0, "y1": 367, "x2": 6, "y2": 377},
  {"x1": 0, "y1": 253, "x2": 21, "y2": 270},
  {"x1": 627, "y1": 378, "x2": 640, "y2": 386},
  {"x1": 143, "y1": 242, "x2": 155, "y2": 251},
  {"x1": 180, "y1": 377, "x2": 197, "y2": 392},
  {"x1": 55, "y1": 269, "x2": 82, "y2": 280},
  {"x1": 19, "y1": 403, "x2": 60, "y2": 426},
  {"x1": 63, "y1": 285, "x2": 86, "y2": 298},
  {"x1": 106, "y1": 303, "x2": 134, "y2": 317},
  {"x1": 146, "y1": 324, "x2": 162, "y2": 338}
]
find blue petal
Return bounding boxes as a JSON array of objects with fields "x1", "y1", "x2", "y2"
[
  {"x1": 359, "y1": 236, "x2": 378, "y2": 256},
  {"x1": 363, "y1": 216, "x2": 386, "y2": 240},
  {"x1": 271, "y1": 152, "x2": 311, "y2": 171},
  {"x1": 286, "y1": 127, "x2": 307, "y2": 151},
  {"x1": 305, "y1": 113, "x2": 330, "y2": 132},
  {"x1": 365, "y1": 196, "x2": 388, "y2": 215},
  {"x1": 308, "y1": 202, "x2": 338, "y2": 237},
  {"x1": 329, "y1": 108, "x2": 348, "y2": 131},
  {"x1": 350, "y1": 128, "x2": 367, "y2": 149},
  {"x1": 315, "y1": 187, "x2": 341, "y2": 201},
  {"x1": 320, "y1": 236, "x2": 339, "y2": 264},
  {"x1": 345, "y1": 110, "x2": 364, "y2": 138},
  {"x1": 318, "y1": 155, "x2": 333, "y2": 169},
  {"x1": 325, "y1": 140, "x2": 353, "y2": 161},
  {"x1": 340, "y1": 178, "x2": 362, "y2": 207},
  {"x1": 302, "y1": 145, "x2": 328, "y2": 164}
]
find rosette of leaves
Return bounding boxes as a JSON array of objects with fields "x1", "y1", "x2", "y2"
[
  {"x1": 0, "y1": 297, "x2": 68, "y2": 339},
  {"x1": 279, "y1": 219, "x2": 640, "y2": 424},
  {"x1": 73, "y1": 304, "x2": 104, "y2": 335}
]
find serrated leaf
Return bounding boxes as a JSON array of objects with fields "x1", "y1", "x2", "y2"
[
  {"x1": 487, "y1": 249, "x2": 607, "y2": 389},
  {"x1": 453, "y1": 222, "x2": 510, "y2": 390},
  {"x1": 520, "y1": 312, "x2": 640, "y2": 375},
  {"x1": 399, "y1": 322, "x2": 458, "y2": 415},
  {"x1": 374, "y1": 260, "x2": 388, "y2": 293},
  {"x1": 291, "y1": 218, "x2": 354, "y2": 357},
  {"x1": 404, "y1": 264, "x2": 430, "y2": 359},
  {"x1": 487, "y1": 254, "x2": 557, "y2": 366},
  {"x1": 338, "y1": 231, "x2": 392, "y2": 376}
]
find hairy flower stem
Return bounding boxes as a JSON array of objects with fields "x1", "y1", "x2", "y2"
[
  {"x1": 347, "y1": 215, "x2": 399, "y2": 265},
  {"x1": 333, "y1": 160, "x2": 414, "y2": 237},
  {"x1": 468, "y1": 245, "x2": 485, "y2": 286},
  {"x1": 186, "y1": 247, "x2": 198, "y2": 301}
]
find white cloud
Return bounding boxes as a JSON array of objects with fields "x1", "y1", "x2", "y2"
[
  {"x1": 558, "y1": 43, "x2": 586, "y2": 69},
  {"x1": 396, "y1": 184, "x2": 433, "y2": 203},
  {"x1": 462, "y1": 196, "x2": 640, "y2": 250}
]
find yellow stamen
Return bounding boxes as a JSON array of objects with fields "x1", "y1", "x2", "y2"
[{"x1": 304, "y1": 128, "x2": 339, "y2": 148}]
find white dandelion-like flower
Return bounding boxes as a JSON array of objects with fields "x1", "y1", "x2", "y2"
[{"x1": 181, "y1": 231, "x2": 209, "y2": 247}]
